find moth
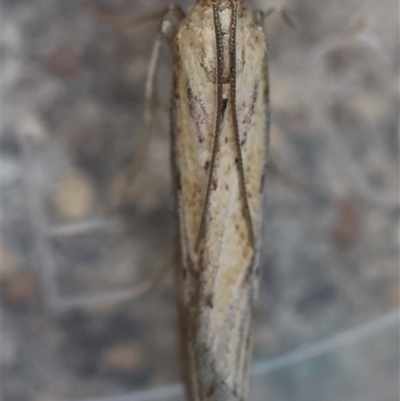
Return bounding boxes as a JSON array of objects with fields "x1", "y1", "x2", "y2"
[{"x1": 86, "y1": 0, "x2": 269, "y2": 399}]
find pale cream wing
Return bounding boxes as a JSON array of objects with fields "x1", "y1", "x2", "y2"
[{"x1": 172, "y1": 1, "x2": 268, "y2": 400}]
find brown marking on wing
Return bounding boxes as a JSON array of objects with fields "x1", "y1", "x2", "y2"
[{"x1": 187, "y1": 86, "x2": 211, "y2": 145}]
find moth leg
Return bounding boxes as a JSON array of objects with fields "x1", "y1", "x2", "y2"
[
  {"x1": 107, "y1": 20, "x2": 177, "y2": 213},
  {"x1": 84, "y1": 1, "x2": 185, "y2": 27},
  {"x1": 84, "y1": 2, "x2": 185, "y2": 211},
  {"x1": 129, "y1": 251, "x2": 173, "y2": 298},
  {"x1": 254, "y1": 7, "x2": 296, "y2": 29}
]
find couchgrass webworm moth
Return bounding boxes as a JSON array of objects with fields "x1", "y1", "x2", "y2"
[{"x1": 86, "y1": 0, "x2": 270, "y2": 399}]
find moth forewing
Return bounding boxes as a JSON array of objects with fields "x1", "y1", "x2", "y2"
[{"x1": 172, "y1": 0, "x2": 269, "y2": 399}]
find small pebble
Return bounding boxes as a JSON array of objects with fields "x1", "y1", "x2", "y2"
[
  {"x1": 2, "y1": 269, "x2": 39, "y2": 304},
  {"x1": 51, "y1": 170, "x2": 95, "y2": 219},
  {"x1": 101, "y1": 341, "x2": 144, "y2": 373}
]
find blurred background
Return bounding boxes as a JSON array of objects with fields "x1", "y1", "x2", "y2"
[{"x1": 2, "y1": 0, "x2": 399, "y2": 400}]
